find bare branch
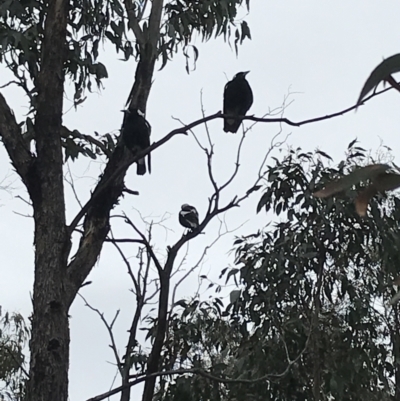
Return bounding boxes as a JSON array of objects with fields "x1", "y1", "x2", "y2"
[
  {"x1": 217, "y1": 130, "x2": 246, "y2": 194},
  {"x1": 170, "y1": 217, "x2": 246, "y2": 310},
  {"x1": 78, "y1": 293, "x2": 123, "y2": 376},
  {"x1": 65, "y1": 162, "x2": 83, "y2": 208},
  {"x1": 0, "y1": 80, "x2": 20, "y2": 89},
  {"x1": 109, "y1": 230, "x2": 140, "y2": 295},
  {"x1": 115, "y1": 213, "x2": 164, "y2": 275},
  {"x1": 123, "y1": 187, "x2": 140, "y2": 196},
  {"x1": 68, "y1": 82, "x2": 388, "y2": 237}
]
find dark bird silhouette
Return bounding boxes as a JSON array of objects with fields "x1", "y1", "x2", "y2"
[
  {"x1": 223, "y1": 71, "x2": 253, "y2": 133},
  {"x1": 121, "y1": 109, "x2": 151, "y2": 175},
  {"x1": 179, "y1": 204, "x2": 199, "y2": 230}
]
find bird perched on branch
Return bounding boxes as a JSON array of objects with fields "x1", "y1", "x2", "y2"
[
  {"x1": 121, "y1": 109, "x2": 151, "y2": 175},
  {"x1": 179, "y1": 204, "x2": 199, "y2": 230},
  {"x1": 223, "y1": 71, "x2": 253, "y2": 133}
]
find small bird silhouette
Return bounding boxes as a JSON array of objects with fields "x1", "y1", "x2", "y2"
[{"x1": 179, "y1": 204, "x2": 199, "y2": 230}]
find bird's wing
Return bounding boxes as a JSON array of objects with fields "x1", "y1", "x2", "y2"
[
  {"x1": 145, "y1": 120, "x2": 152, "y2": 137},
  {"x1": 190, "y1": 207, "x2": 199, "y2": 218}
]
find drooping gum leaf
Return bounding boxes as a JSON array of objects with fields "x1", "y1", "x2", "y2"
[
  {"x1": 357, "y1": 54, "x2": 400, "y2": 107},
  {"x1": 313, "y1": 164, "x2": 390, "y2": 198}
]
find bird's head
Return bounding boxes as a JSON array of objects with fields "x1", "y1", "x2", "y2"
[
  {"x1": 181, "y1": 204, "x2": 190, "y2": 209},
  {"x1": 234, "y1": 71, "x2": 250, "y2": 79}
]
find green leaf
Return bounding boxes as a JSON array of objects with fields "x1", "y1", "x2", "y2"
[
  {"x1": 316, "y1": 150, "x2": 333, "y2": 161},
  {"x1": 240, "y1": 20, "x2": 251, "y2": 43},
  {"x1": 257, "y1": 192, "x2": 270, "y2": 213},
  {"x1": 357, "y1": 53, "x2": 400, "y2": 107}
]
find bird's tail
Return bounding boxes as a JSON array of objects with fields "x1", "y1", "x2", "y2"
[
  {"x1": 136, "y1": 158, "x2": 146, "y2": 175},
  {"x1": 147, "y1": 152, "x2": 151, "y2": 174},
  {"x1": 223, "y1": 118, "x2": 241, "y2": 133}
]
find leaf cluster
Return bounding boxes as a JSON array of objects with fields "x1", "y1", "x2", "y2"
[
  {"x1": 231, "y1": 146, "x2": 400, "y2": 399},
  {"x1": 0, "y1": 0, "x2": 116, "y2": 106},
  {"x1": 162, "y1": 0, "x2": 251, "y2": 71},
  {"x1": 0, "y1": 310, "x2": 29, "y2": 401}
]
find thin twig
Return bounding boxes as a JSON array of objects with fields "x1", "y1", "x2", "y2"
[
  {"x1": 109, "y1": 230, "x2": 140, "y2": 294},
  {"x1": 78, "y1": 293, "x2": 122, "y2": 376},
  {"x1": 114, "y1": 213, "x2": 164, "y2": 274},
  {"x1": 65, "y1": 162, "x2": 83, "y2": 208}
]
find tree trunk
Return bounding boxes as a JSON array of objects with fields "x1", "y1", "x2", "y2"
[
  {"x1": 25, "y1": 0, "x2": 70, "y2": 399},
  {"x1": 141, "y1": 270, "x2": 171, "y2": 401},
  {"x1": 392, "y1": 308, "x2": 400, "y2": 400}
]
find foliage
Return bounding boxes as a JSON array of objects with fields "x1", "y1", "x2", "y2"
[
  {"x1": 0, "y1": 310, "x2": 29, "y2": 401},
  {"x1": 357, "y1": 53, "x2": 400, "y2": 106},
  {"x1": 156, "y1": 144, "x2": 400, "y2": 401},
  {"x1": 0, "y1": 0, "x2": 250, "y2": 105},
  {"x1": 162, "y1": 0, "x2": 251, "y2": 71},
  {"x1": 0, "y1": 0, "x2": 251, "y2": 169}
]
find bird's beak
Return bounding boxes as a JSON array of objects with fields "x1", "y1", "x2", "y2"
[{"x1": 243, "y1": 71, "x2": 250, "y2": 76}]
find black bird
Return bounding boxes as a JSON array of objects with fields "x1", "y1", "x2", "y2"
[
  {"x1": 179, "y1": 204, "x2": 199, "y2": 230},
  {"x1": 121, "y1": 109, "x2": 151, "y2": 175},
  {"x1": 223, "y1": 71, "x2": 253, "y2": 133}
]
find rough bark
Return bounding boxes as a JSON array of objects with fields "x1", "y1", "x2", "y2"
[
  {"x1": 392, "y1": 308, "x2": 400, "y2": 400},
  {"x1": 25, "y1": 0, "x2": 70, "y2": 400},
  {"x1": 140, "y1": 269, "x2": 171, "y2": 401}
]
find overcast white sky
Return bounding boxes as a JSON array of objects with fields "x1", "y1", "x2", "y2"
[{"x1": 1, "y1": 1, "x2": 400, "y2": 400}]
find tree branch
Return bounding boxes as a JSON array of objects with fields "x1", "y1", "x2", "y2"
[
  {"x1": 147, "y1": 0, "x2": 164, "y2": 49},
  {"x1": 68, "y1": 80, "x2": 389, "y2": 240},
  {"x1": 123, "y1": 0, "x2": 146, "y2": 46},
  {"x1": 0, "y1": 93, "x2": 35, "y2": 190}
]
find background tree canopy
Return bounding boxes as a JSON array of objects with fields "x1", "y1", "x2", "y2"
[{"x1": 155, "y1": 145, "x2": 400, "y2": 401}]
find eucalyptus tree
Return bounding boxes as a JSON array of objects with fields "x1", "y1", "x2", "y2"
[{"x1": 0, "y1": 1, "x2": 252, "y2": 400}]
